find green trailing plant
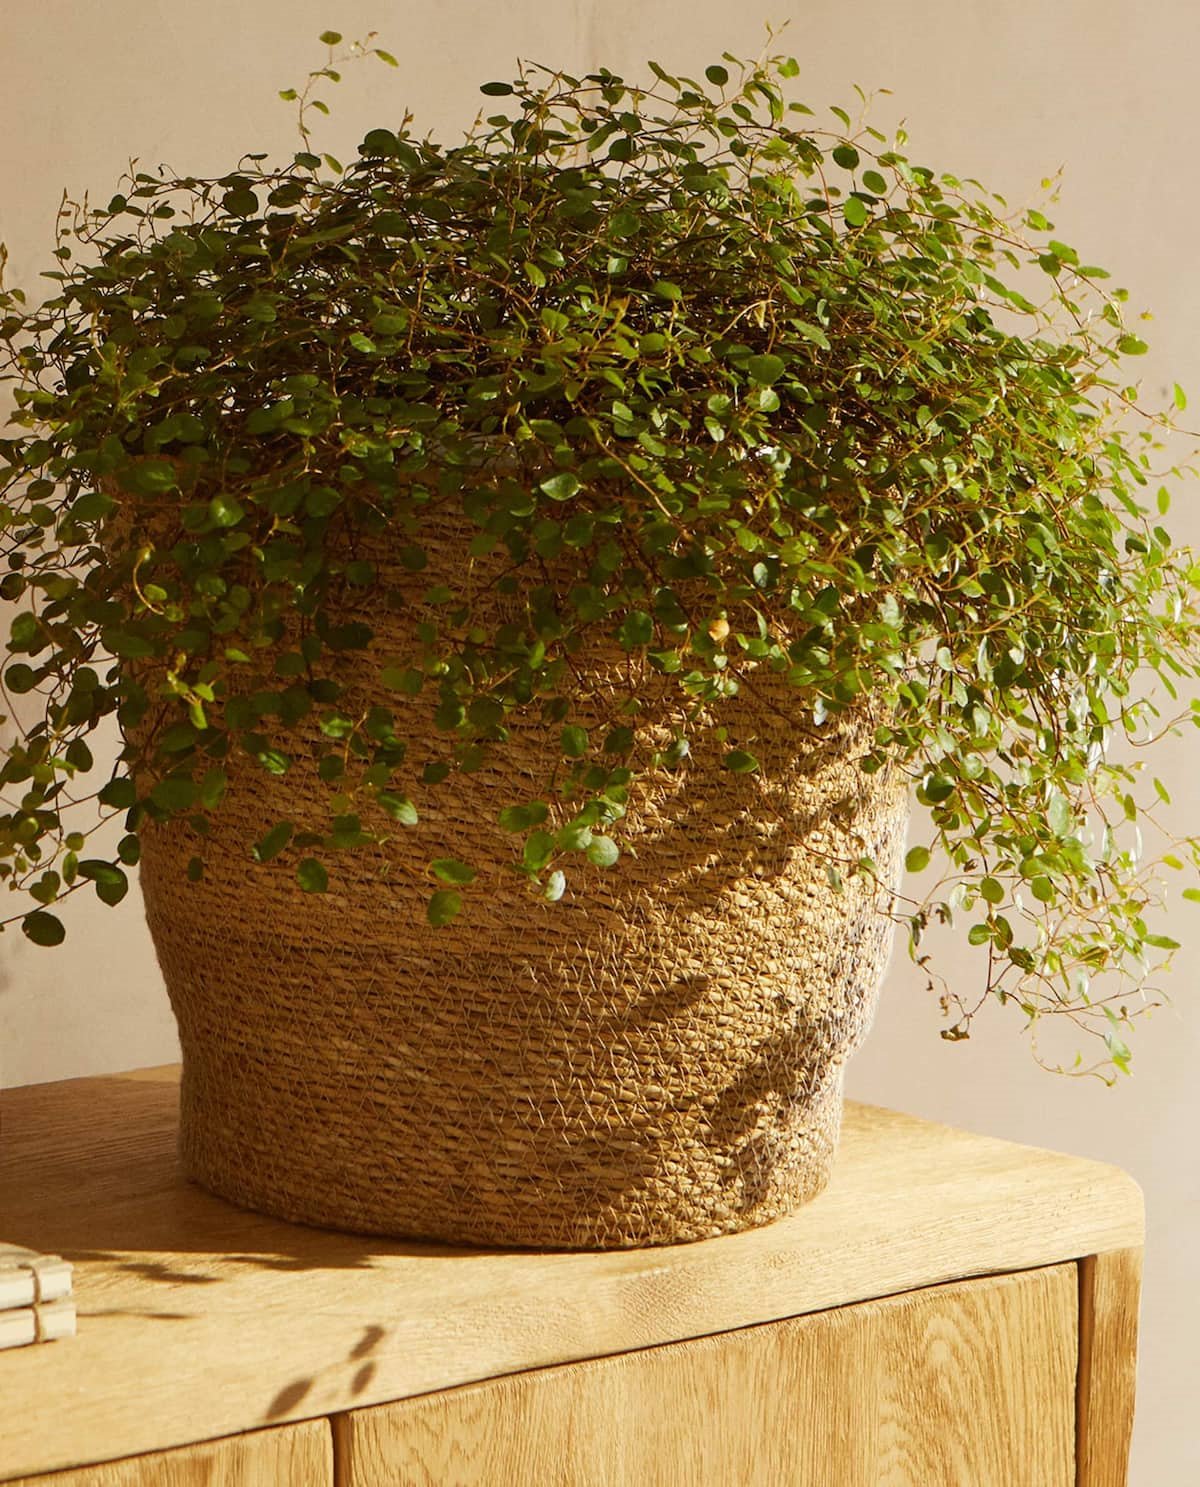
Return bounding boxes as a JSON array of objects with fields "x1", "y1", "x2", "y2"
[{"x1": 2, "y1": 34, "x2": 1199, "y2": 1074}]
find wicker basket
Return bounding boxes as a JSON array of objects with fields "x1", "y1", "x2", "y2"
[{"x1": 136, "y1": 516, "x2": 909, "y2": 1250}]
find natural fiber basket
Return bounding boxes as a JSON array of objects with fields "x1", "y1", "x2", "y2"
[{"x1": 135, "y1": 512, "x2": 908, "y2": 1250}]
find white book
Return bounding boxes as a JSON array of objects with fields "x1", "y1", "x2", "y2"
[
  {"x1": 0, "y1": 1298, "x2": 77, "y2": 1351},
  {"x1": 0, "y1": 1245, "x2": 73, "y2": 1311}
]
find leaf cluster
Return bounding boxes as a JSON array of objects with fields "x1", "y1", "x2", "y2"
[{"x1": 2, "y1": 43, "x2": 1199, "y2": 1073}]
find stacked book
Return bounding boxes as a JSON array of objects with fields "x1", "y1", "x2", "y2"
[{"x1": 0, "y1": 1243, "x2": 75, "y2": 1351}]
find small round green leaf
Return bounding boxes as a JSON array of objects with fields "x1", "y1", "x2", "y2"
[
  {"x1": 254, "y1": 821, "x2": 294, "y2": 862},
  {"x1": 539, "y1": 473, "x2": 581, "y2": 502},
  {"x1": 427, "y1": 888, "x2": 463, "y2": 925},
  {"x1": 99, "y1": 778, "x2": 138, "y2": 810},
  {"x1": 561, "y1": 725, "x2": 589, "y2": 758},
  {"x1": 151, "y1": 777, "x2": 200, "y2": 813},
  {"x1": 499, "y1": 802, "x2": 549, "y2": 833},
  {"x1": 209, "y1": 493, "x2": 246, "y2": 528},
  {"x1": 297, "y1": 858, "x2": 329, "y2": 893},
  {"x1": 1047, "y1": 794, "x2": 1071, "y2": 837},
  {"x1": 746, "y1": 354, "x2": 786, "y2": 385},
  {"x1": 523, "y1": 831, "x2": 555, "y2": 871},
  {"x1": 979, "y1": 877, "x2": 1004, "y2": 905},
  {"x1": 221, "y1": 187, "x2": 259, "y2": 219},
  {"x1": 618, "y1": 611, "x2": 654, "y2": 649},
  {"x1": 723, "y1": 749, "x2": 760, "y2": 774},
  {"x1": 78, "y1": 859, "x2": 129, "y2": 906},
  {"x1": 1030, "y1": 876, "x2": 1055, "y2": 903},
  {"x1": 377, "y1": 792, "x2": 419, "y2": 826},
  {"x1": 23, "y1": 911, "x2": 66, "y2": 946},
  {"x1": 586, "y1": 836, "x2": 620, "y2": 868},
  {"x1": 362, "y1": 128, "x2": 401, "y2": 157}
]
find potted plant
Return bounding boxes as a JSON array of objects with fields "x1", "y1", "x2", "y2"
[{"x1": 2, "y1": 38, "x2": 1197, "y2": 1250}]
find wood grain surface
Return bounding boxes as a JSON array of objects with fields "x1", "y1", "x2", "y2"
[
  {"x1": 0, "y1": 1065, "x2": 1143, "y2": 1480},
  {"x1": 1076, "y1": 1247, "x2": 1143, "y2": 1487},
  {"x1": 6, "y1": 1421, "x2": 331, "y2": 1487},
  {"x1": 334, "y1": 1266, "x2": 1077, "y2": 1486}
]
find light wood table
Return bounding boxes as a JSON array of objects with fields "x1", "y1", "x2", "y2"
[{"x1": 0, "y1": 1065, "x2": 1142, "y2": 1485}]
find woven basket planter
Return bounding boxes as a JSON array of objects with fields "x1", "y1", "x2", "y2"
[{"x1": 135, "y1": 517, "x2": 909, "y2": 1250}]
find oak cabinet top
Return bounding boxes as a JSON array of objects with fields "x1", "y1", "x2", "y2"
[{"x1": 0, "y1": 1065, "x2": 1142, "y2": 1481}]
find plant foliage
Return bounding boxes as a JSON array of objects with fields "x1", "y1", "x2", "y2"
[{"x1": 2, "y1": 37, "x2": 1199, "y2": 1072}]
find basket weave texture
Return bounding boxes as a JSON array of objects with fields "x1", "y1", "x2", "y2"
[{"x1": 136, "y1": 515, "x2": 909, "y2": 1249}]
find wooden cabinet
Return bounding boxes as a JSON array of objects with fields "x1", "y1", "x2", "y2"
[
  {"x1": 0, "y1": 1067, "x2": 1142, "y2": 1486},
  {"x1": 335, "y1": 1266, "x2": 1079, "y2": 1486},
  {"x1": 5, "y1": 1424, "x2": 331, "y2": 1487}
]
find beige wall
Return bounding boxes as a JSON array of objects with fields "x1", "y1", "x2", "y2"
[{"x1": 3, "y1": 5, "x2": 1197, "y2": 1480}]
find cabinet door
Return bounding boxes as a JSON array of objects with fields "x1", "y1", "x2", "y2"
[
  {"x1": 7, "y1": 1420, "x2": 332, "y2": 1487},
  {"x1": 334, "y1": 1266, "x2": 1076, "y2": 1487}
]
